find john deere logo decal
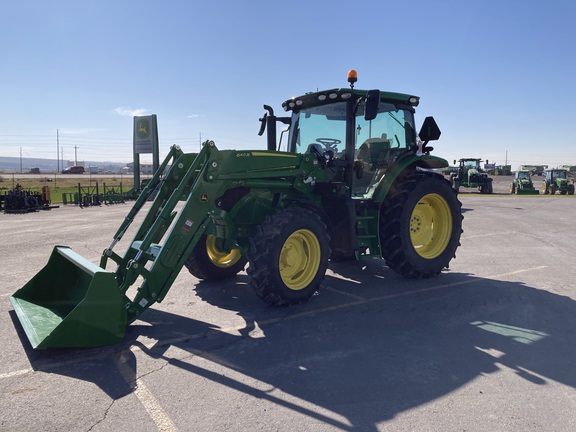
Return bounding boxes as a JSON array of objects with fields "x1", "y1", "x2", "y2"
[{"x1": 136, "y1": 119, "x2": 150, "y2": 139}]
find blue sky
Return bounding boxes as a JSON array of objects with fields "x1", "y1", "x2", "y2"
[{"x1": 1, "y1": 0, "x2": 575, "y2": 168}]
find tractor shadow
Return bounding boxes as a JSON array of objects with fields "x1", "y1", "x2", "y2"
[{"x1": 18, "y1": 263, "x2": 576, "y2": 430}]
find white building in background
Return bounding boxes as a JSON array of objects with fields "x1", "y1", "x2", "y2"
[
  {"x1": 124, "y1": 162, "x2": 154, "y2": 175},
  {"x1": 66, "y1": 160, "x2": 85, "y2": 167}
]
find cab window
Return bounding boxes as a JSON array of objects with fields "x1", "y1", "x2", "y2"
[
  {"x1": 355, "y1": 103, "x2": 416, "y2": 154},
  {"x1": 289, "y1": 102, "x2": 347, "y2": 155}
]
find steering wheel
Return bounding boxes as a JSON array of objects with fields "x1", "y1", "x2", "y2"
[{"x1": 316, "y1": 138, "x2": 341, "y2": 152}]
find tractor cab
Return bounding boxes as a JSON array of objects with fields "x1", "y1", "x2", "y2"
[
  {"x1": 547, "y1": 169, "x2": 567, "y2": 181},
  {"x1": 276, "y1": 71, "x2": 442, "y2": 198},
  {"x1": 516, "y1": 170, "x2": 531, "y2": 180}
]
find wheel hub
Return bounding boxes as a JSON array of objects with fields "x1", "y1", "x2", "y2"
[
  {"x1": 206, "y1": 235, "x2": 242, "y2": 268},
  {"x1": 410, "y1": 193, "x2": 452, "y2": 259},
  {"x1": 279, "y1": 229, "x2": 320, "y2": 290}
]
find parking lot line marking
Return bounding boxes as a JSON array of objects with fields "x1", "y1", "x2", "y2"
[
  {"x1": 367, "y1": 265, "x2": 550, "y2": 303},
  {"x1": 113, "y1": 353, "x2": 178, "y2": 432},
  {"x1": 0, "y1": 368, "x2": 33, "y2": 380},
  {"x1": 324, "y1": 286, "x2": 368, "y2": 301},
  {"x1": 490, "y1": 266, "x2": 548, "y2": 278},
  {"x1": 462, "y1": 231, "x2": 517, "y2": 240}
]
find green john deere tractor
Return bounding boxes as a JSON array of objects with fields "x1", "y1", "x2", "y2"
[
  {"x1": 451, "y1": 158, "x2": 493, "y2": 194},
  {"x1": 510, "y1": 170, "x2": 539, "y2": 195},
  {"x1": 10, "y1": 71, "x2": 463, "y2": 349},
  {"x1": 542, "y1": 169, "x2": 575, "y2": 195}
]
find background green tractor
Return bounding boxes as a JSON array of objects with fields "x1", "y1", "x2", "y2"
[
  {"x1": 11, "y1": 71, "x2": 463, "y2": 349},
  {"x1": 542, "y1": 169, "x2": 575, "y2": 195},
  {"x1": 510, "y1": 170, "x2": 539, "y2": 195},
  {"x1": 451, "y1": 158, "x2": 493, "y2": 194}
]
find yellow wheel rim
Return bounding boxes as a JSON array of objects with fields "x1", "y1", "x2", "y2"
[
  {"x1": 409, "y1": 193, "x2": 452, "y2": 259},
  {"x1": 206, "y1": 235, "x2": 242, "y2": 268},
  {"x1": 279, "y1": 229, "x2": 321, "y2": 291}
]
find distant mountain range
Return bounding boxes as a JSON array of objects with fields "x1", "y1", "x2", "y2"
[{"x1": 0, "y1": 156, "x2": 126, "y2": 173}]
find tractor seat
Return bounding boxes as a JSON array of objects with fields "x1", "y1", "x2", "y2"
[{"x1": 357, "y1": 134, "x2": 391, "y2": 165}]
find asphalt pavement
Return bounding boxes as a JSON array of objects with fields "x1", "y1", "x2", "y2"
[{"x1": 1, "y1": 194, "x2": 575, "y2": 431}]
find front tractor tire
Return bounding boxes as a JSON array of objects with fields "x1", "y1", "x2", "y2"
[
  {"x1": 185, "y1": 234, "x2": 247, "y2": 281},
  {"x1": 380, "y1": 172, "x2": 463, "y2": 278},
  {"x1": 247, "y1": 207, "x2": 330, "y2": 306},
  {"x1": 451, "y1": 176, "x2": 460, "y2": 194}
]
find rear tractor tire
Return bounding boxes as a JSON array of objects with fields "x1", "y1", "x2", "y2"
[
  {"x1": 380, "y1": 172, "x2": 462, "y2": 278},
  {"x1": 185, "y1": 234, "x2": 247, "y2": 281},
  {"x1": 247, "y1": 207, "x2": 330, "y2": 306}
]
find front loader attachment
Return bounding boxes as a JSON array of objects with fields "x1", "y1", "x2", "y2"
[
  {"x1": 517, "y1": 188, "x2": 539, "y2": 195},
  {"x1": 10, "y1": 246, "x2": 127, "y2": 349},
  {"x1": 10, "y1": 142, "x2": 224, "y2": 349}
]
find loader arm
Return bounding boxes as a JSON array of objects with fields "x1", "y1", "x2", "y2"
[
  {"x1": 109, "y1": 145, "x2": 184, "y2": 247},
  {"x1": 102, "y1": 142, "x2": 233, "y2": 321}
]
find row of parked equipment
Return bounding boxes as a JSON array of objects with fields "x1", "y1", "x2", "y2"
[
  {"x1": 449, "y1": 158, "x2": 574, "y2": 195},
  {"x1": 0, "y1": 185, "x2": 56, "y2": 213},
  {"x1": 508, "y1": 168, "x2": 574, "y2": 195}
]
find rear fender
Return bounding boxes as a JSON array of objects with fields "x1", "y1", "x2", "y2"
[{"x1": 372, "y1": 153, "x2": 448, "y2": 202}]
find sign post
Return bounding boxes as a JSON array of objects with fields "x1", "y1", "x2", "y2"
[{"x1": 133, "y1": 115, "x2": 159, "y2": 193}]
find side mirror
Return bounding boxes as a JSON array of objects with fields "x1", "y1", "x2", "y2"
[
  {"x1": 418, "y1": 116, "x2": 441, "y2": 142},
  {"x1": 364, "y1": 89, "x2": 380, "y2": 121}
]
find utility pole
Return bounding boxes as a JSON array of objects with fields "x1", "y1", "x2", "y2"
[
  {"x1": 74, "y1": 146, "x2": 78, "y2": 166},
  {"x1": 57, "y1": 129, "x2": 60, "y2": 172},
  {"x1": 20, "y1": 147, "x2": 22, "y2": 173}
]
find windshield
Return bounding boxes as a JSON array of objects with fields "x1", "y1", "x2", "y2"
[
  {"x1": 552, "y1": 170, "x2": 567, "y2": 179},
  {"x1": 517, "y1": 171, "x2": 530, "y2": 180},
  {"x1": 463, "y1": 160, "x2": 480, "y2": 170},
  {"x1": 289, "y1": 102, "x2": 347, "y2": 154},
  {"x1": 288, "y1": 101, "x2": 416, "y2": 156}
]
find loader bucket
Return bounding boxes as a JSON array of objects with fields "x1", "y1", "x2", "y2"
[
  {"x1": 10, "y1": 246, "x2": 127, "y2": 349},
  {"x1": 518, "y1": 189, "x2": 539, "y2": 195}
]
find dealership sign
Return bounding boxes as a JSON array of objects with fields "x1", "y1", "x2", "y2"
[{"x1": 133, "y1": 115, "x2": 158, "y2": 154}]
